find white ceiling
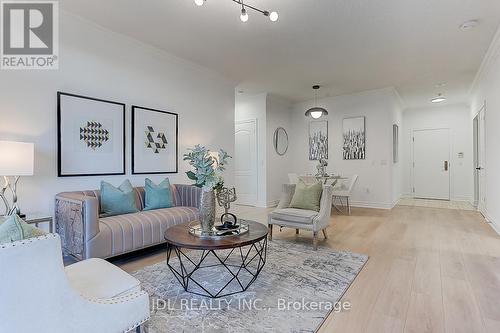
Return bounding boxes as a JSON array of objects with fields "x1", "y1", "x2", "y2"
[{"x1": 61, "y1": 0, "x2": 500, "y2": 108}]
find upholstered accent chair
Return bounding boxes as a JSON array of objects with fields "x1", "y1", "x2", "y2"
[
  {"x1": 268, "y1": 184, "x2": 334, "y2": 250},
  {"x1": 0, "y1": 233, "x2": 150, "y2": 333}
]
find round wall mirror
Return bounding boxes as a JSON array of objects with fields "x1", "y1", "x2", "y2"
[{"x1": 273, "y1": 127, "x2": 289, "y2": 156}]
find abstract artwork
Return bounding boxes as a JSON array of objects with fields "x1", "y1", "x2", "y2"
[
  {"x1": 309, "y1": 120, "x2": 328, "y2": 160},
  {"x1": 57, "y1": 92, "x2": 125, "y2": 177},
  {"x1": 132, "y1": 106, "x2": 178, "y2": 174},
  {"x1": 80, "y1": 121, "x2": 110, "y2": 150},
  {"x1": 343, "y1": 116, "x2": 366, "y2": 160},
  {"x1": 145, "y1": 126, "x2": 168, "y2": 153}
]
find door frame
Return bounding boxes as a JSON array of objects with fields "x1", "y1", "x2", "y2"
[
  {"x1": 234, "y1": 119, "x2": 259, "y2": 206},
  {"x1": 473, "y1": 103, "x2": 486, "y2": 215},
  {"x1": 411, "y1": 127, "x2": 451, "y2": 200}
]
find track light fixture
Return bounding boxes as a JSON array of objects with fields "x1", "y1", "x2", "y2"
[{"x1": 194, "y1": 0, "x2": 279, "y2": 23}]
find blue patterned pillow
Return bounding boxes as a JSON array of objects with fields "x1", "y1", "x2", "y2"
[
  {"x1": 100, "y1": 180, "x2": 139, "y2": 217},
  {"x1": 0, "y1": 214, "x2": 46, "y2": 244},
  {"x1": 144, "y1": 178, "x2": 173, "y2": 211}
]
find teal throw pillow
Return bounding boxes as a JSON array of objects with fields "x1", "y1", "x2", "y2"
[
  {"x1": 289, "y1": 180, "x2": 323, "y2": 212},
  {"x1": 0, "y1": 214, "x2": 46, "y2": 245},
  {"x1": 144, "y1": 178, "x2": 173, "y2": 211},
  {"x1": 100, "y1": 180, "x2": 139, "y2": 217}
]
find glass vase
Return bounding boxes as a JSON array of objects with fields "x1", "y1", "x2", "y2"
[{"x1": 200, "y1": 188, "x2": 216, "y2": 234}]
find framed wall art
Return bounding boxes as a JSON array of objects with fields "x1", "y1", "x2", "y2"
[
  {"x1": 309, "y1": 120, "x2": 328, "y2": 160},
  {"x1": 343, "y1": 116, "x2": 366, "y2": 160},
  {"x1": 57, "y1": 92, "x2": 126, "y2": 177},
  {"x1": 132, "y1": 105, "x2": 178, "y2": 174}
]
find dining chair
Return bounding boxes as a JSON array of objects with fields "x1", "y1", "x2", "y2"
[
  {"x1": 332, "y1": 174, "x2": 358, "y2": 215},
  {"x1": 288, "y1": 173, "x2": 299, "y2": 184}
]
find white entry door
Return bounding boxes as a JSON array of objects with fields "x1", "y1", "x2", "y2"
[
  {"x1": 413, "y1": 128, "x2": 450, "y2": 200},
  {"x1": 475, "y1": 107, "x2": 487, "y2": 214},
  {"x1": 234, "y1": 120, "x2": 257, "y2": 206}
]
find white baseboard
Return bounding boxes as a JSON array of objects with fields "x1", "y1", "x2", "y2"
[
  {"x1": 349, "y1": 200, "x2": 395, "y2": 210},
  {"x1": 483, "y1": 210, "x2": 500, "y2": 236}
]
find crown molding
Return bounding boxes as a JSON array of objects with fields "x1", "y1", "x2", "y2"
[{"x1": 469, "y1": 24, "x2": 500, "y2": 95}]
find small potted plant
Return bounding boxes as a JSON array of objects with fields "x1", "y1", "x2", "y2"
[{"x1": 183, "y1": 145, "x2": 231, "y2": 234}]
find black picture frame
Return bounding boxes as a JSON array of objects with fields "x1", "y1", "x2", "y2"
[
  {"x1": 131, "y1": 105, "x2": 179, "y2": 174},
  {"x1": 57, "y1": 91, "x2": 126, "y2": 177}
]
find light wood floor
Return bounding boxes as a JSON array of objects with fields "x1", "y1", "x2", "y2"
[{"x1": 116, "y1": 205, "x2": 500, "y2": 333}]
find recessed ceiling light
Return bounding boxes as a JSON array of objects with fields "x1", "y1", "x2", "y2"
[
  {"x1": 459, "y1": 20, "x2": 479, "y2": 31},
  {"x1": 431, "y1": 93, "x2": 446, "y2": 103}
]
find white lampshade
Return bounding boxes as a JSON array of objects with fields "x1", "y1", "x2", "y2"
[{"x1": 0, "y1": 141, "x2": 34, "y2": 176}]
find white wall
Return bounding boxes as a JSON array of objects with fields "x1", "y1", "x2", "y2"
[
  {"x1": 234, "y1": 92, "x2": 267, "y2": 207},
  {"x1": 0, "y1": 12, "x2": 235, "y2": 216},
  {"x1": 401, "y1": 104, "x2": 473, "y2": 201},
  {"x1": 266, "y1": 95, "x2": 292, "y2": 206},
  {"x1": 290, "y1": 88, "x2": 402, "y2": 209},
  {"x1": 470, "y1": 26, "x2": 500, "y2": 232}
]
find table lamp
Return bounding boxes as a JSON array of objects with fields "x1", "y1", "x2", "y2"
[{"x1": 0, "y1": 141, "x2": 34, "y2": 217}]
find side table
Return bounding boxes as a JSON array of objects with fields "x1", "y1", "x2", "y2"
[{"x1": 23, "y1": 215, "x2": 54, "y2": 233}]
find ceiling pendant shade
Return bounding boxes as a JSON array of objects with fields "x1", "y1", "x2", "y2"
[
  {"x1": 305, "y1": 85, "x2": 328, "y2": 119},
  {"x1": 305, "y1": 107, "x2": 328, "y2": 119},
  {"x1": 193, "y1": 0, "x2": 278, "y2": 23},
  {"x1": 431, "y1": 93, "x2": 446, "y2": 103}
]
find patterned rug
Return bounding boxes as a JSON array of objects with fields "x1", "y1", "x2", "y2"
[{"x1": 132, "y1": 240, "x2": 368, "y2": 333}]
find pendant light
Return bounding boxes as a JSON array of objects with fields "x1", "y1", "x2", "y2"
[
  {"x1": 431, "y1": 93, "x2": 446, "y2": 103},
  {"x1": 305, "y1": 85, "x2": 328, "y2": 119}
]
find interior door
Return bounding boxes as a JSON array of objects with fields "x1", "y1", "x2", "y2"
[
  {"x1": 234, "y1": 120, "x2": 257, "y2": 206},
  {"x1": 413, "y1": 128, "x2": 450, "y2": 200},
  {"x1": 477, "y1": 108, "x2": 486, "y2": 214}
]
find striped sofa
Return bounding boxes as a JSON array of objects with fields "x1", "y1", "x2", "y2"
[{"x1": 55, "y1": 184, "x2": 201, "y2": 260}]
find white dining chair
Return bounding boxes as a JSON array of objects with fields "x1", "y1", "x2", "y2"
[
  {"x1": 288, "y1": 173, "x2": 299, "y2": 184},
  {"x1": 332, "y1": 174, "x2": 358, "y2": 215}
]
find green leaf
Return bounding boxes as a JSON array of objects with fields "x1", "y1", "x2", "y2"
[{"x1": 186, "y1": 171, "x2": 197, "y2": 181}]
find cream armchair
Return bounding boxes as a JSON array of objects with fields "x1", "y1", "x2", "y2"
[
  {"x1": 268, "y1": 184, "x2": 334, "y2": 250},
  {"x1": 0, "y1": 234, "x2": 150, "y2": 333}
]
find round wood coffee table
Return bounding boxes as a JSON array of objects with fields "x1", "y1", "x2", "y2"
[{"x1": 164, "y1": 220, "x2": 268, "y2": 298}]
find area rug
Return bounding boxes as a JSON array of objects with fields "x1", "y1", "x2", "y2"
[{"x1": 132, "y1": 240, "x2": 368, "y2": 333}]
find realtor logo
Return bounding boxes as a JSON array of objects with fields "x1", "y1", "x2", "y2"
[{"x1": 1, "y1": 1, "x2": 58, "y2": 69}]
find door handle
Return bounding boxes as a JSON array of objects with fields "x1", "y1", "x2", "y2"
[
  {"x1": 444, "y1": 161, "x2": 449, "y2": 171},
  {"x1": 476, "y1": 167, "x2": 483, "y2": 170}
]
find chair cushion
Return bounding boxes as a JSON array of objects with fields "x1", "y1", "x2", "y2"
[
  {"x1": 65, "y1": 258, "x2": 141, "y2": 299},
  {"x1": 289, "y1": 180, "x2": 322, "y2": 212},
  {"x1": 270, "y1": 208, "x2": 318, "y2": 224}
]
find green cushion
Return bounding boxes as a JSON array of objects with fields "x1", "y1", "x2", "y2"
[
  {"x1": 289, "y1": 180, "x2": 323, "y2": 212},
  {"x1": 0, "y1": 214, "x2": 46, "y2": 244},
  {"x1": 100, "y1": 180, "x2": 139, "y2": 217},
  {"x1": 144, "y1": 178, "x2": 173, "y2": 211}
]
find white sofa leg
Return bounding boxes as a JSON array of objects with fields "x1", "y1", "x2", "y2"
[{"x1": 347, "y1": 197, "x2": 351, "y2": 215}]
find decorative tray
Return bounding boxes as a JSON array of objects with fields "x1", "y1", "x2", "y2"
[{"x1": 188, "y1": 220, "x2": 249, "y2": 239}]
